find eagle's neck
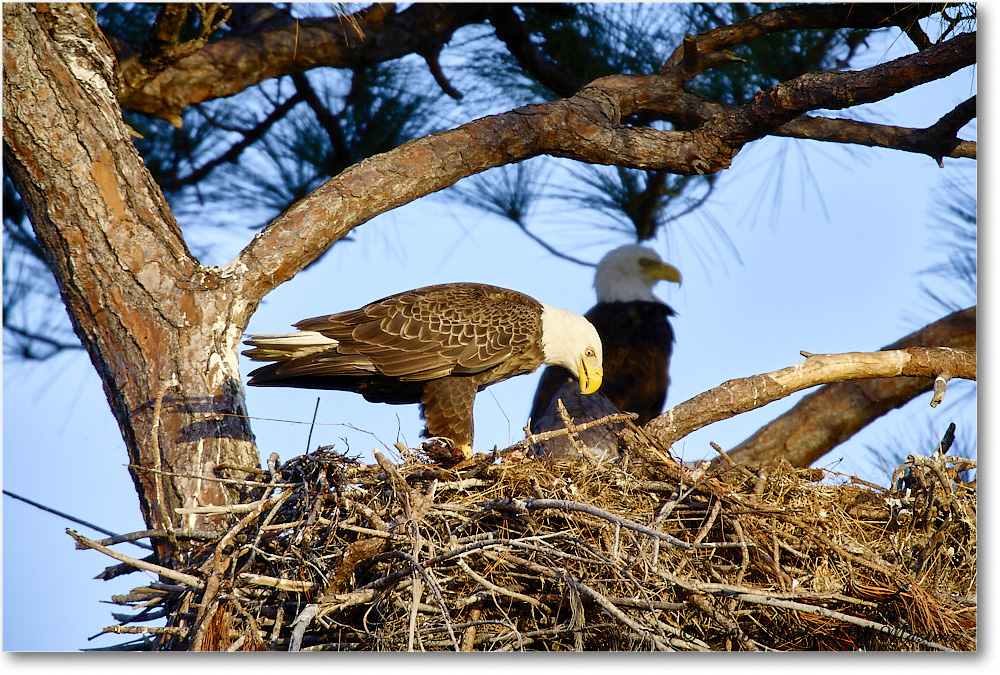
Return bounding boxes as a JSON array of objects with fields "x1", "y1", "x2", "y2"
[{"x1": 593, "y1": 270, "x2": 659, "y2": 303}]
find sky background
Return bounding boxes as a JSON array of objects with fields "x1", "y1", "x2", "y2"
[{"x1": 1, "y1": 10, "x2": 985, "y2": 662}]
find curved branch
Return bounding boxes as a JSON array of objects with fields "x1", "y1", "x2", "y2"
[
  {"x1": 722, "y1": 307, "x2": 977, "y2": 468},
  {"x1": 227, "y1": 28, "x2": 975, "y2": 312},
  {"x1": 709, "y1": 31, "x2": 976, "y2": 145},
  {"x1": 119, "y1": 3, "x2": 489, "y2": 123},
  {"x1": 644, "y1": 345, "x2": 976, "y2": 451},
  {"x1": 661, "y1": 3, "x2": 943, "y2": 78}
]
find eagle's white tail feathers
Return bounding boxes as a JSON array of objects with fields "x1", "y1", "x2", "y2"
[{"x1": 243, "y1": 331, "x2": 339, "y2": 362}]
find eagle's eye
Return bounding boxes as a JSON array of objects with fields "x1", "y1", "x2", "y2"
[
  {"x1": 638, "y1": 258, "x2": 653, "y2": 267},
  {"x1": 585, "y1": 347, "x2": 596, "y2": 358}
]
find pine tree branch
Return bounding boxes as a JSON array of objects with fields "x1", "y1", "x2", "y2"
[
  {"x1": 774, "y1": 102, "x2": 977, "y2": 162},
  {"x1": 118, "y1": 3, "x2": 490, "y2": 123},
  {"x1": 229, "y1": 28, "x2": 974, "y2": 306},
  {"x1": 119, "y1": 3, "x2": 233, "y2": 107},
  {"x1": 644, "y1": 344, "x2": 976, "y2": 452},
  {"x1": 159, "y1": 91, "x2": 305, "y2": 190},
  {"x1": 662, "y1": 3, "x2": 943, "y2": 78},
  {"x1": 486, "y1": 5, "x2": 586, "y2": 98}
]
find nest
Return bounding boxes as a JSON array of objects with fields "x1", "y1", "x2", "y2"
[{"x1": 76, "y1": 424, "x2": 976, "y2": 651}]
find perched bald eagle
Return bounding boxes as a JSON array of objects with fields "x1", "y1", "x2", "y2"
[
  {"x1": 244, "y1": 283, "x2": 603, "y2": 463},
  {"x1": 528, "y1": 245, "x2": 680, "y2": 447}
]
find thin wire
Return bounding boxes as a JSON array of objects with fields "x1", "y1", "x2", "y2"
[{"x1": 3, "y1": 489, "x2": 153, "y2": 551}]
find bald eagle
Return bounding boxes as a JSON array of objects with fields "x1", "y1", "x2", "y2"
[
  {"x1": 244, "y1": 283, "x2": 603, "y2": 463},
  {"x1": 528, "y1": 245, "x2": 679, "y2": 445}
]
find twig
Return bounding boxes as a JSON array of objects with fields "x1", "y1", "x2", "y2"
[
  {"x1": 99, "y1": 625, "x2": 188, "y2": 637},
  {"x1": 289, "y1": 604, "x2": 321, "y2": 652},
  {"x1": 564, "y1": 575, "x2": 673, "y2": 651},
  {"x1": 305, "y1": 396, "x2": 321, "y2": 453},
  {"x1": 687, "y1": 593, "x2": 760, "y2": 651},
  {"x1": 239, "y1": 573, "x2": 316, "y2": 592},
  {"x1": 67, "y1": 530, "x2": 204, "y2": 588},
  {"x1": 505, "y1": 412, "x2": 639, "y2": 452},
  {"x1": 90, "y1": 528, "x2": 217, "y2": 548},
  {"x1": 556, "y1": 398, "x2": 589, "y2": 456},
  {"x1": 128, "y1": 463, "x2": 296, "y2": 489},
  {"x1": 175, "y1": 497, "x2": 281, "y2": 515},
  {"x1": 483, "y1": 497, "x2": 722, "y2": 550},
  {"x1": 456, "y1": 557, "x2": 547, "y2": 610}
]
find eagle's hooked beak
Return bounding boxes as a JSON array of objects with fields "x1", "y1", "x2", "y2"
[
  {"x1": 645, "y1": 260, "x2": 682, "y2": 286},
  {"x1": 579, "y1": 358, "x2": 603, "y2": 395}
]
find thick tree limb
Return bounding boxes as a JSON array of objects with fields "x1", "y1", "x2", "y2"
[
  {"x1": 229, "y1": 28, "x2": 974, "y2": 303},
  {"x1": 722, "y1": 307, "x2": 977, "y2": 468},
  {"x1": 119, "y1": 3, "x2": 490, "y2": 123},
  {"x1": 644, "y1": 345, "x2": 976, "y2": 453}
]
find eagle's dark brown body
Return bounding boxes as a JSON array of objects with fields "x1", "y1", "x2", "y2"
[{"x1": 529, "y1": 300, "x2": 674, "y2": 430}]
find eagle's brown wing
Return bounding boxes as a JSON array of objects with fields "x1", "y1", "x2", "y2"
[{"x1": 286, "y1": 283, "x2": 545, "y2": 382}]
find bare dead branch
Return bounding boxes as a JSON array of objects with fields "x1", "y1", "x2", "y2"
[
  {"x1": 645, "y1": 346, "x2": 976, "y2": 451},
  {"x1": 725, "y1": 307, "x2": 976, "y2": 468},
  {"x1": 68, "y1": 529, "x2": 205, "y2": 588}
]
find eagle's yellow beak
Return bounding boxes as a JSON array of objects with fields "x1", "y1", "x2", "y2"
[
  {"x1": 578, "y1": 358, "x2": 604, "y2": 395},
  {"x1": 645, "y1": 261, "x2": 682, "y2": 285}
]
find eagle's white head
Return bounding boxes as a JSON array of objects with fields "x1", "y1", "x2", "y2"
[
  {"x1": 593, "y1": 244, "x2": 682, "y2": 303},
  {"x1": 539, "y1": 305, "x2": 604, "y2": 395}
]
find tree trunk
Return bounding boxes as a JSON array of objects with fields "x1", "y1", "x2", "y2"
[{"x1": 3, "y1": 4, "x2": 259, "y2": 559}]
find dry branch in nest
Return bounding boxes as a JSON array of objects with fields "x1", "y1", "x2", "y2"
[{"x1": 75, "y1": 426, "x2": 976, "y2": 651}]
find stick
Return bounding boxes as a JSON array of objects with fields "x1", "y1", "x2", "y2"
[
  {"x1": 506, "y1": 411, "x2": 639, "y2": 452},
  {"x1": 67, "y1": 529, "x2": 204, "y2": 588},
  {"x1": 564, "y1": 575, "x2": 673, "y2": 651}
]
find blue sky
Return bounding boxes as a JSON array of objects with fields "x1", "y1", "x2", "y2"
[{"x1": 1, "y1": 19, "x2": 982, "y2": 656}]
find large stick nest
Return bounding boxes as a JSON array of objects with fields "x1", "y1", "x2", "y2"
[{"x1": 80, "y1": 425, "x2": 976, "y2": 651}]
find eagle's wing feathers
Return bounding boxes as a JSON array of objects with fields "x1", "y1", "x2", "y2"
[{"x1": 290, "y1": 284, "x2": 540, "y2": 381}]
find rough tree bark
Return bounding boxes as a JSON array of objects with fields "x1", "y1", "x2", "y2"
[
  {"x1": 2, "y1": 3, "x2": 976, "y2": 567},
  {"x1": 2, "y1": 4, "x2": 259, "y2": 559}
]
